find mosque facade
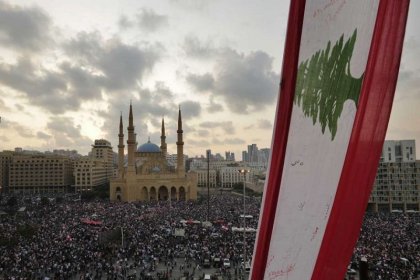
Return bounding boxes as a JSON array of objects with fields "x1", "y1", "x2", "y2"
[{"x1": 110, "y1": 104, "x2": 198, "y2": 202}]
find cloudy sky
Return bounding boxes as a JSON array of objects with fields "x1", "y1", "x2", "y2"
[{"x1": 0, "y1": 0, "x2": 419, "y2": 158}]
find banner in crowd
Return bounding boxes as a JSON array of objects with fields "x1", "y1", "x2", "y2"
[
  {"x1": 80, "y1": 218, "x2": 103, "y2": 226},
  {"x1": 251, "y1": 0, "x2": 410, "y2": 279},
  {"x1": 174, "y1": 228, "x2": 185, "y2": 237}
]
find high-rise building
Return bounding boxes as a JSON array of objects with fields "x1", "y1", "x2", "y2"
[
  {"x1": 242, "y1": 144, "x2": 270, "y2": 165},
  {"x1": 247, "y1": 144, "x2": 258, "y2": 163},
  {"x1": 74, "y1": 139, "x2": 114, "y2": 192},
  {"x1": 260, "y1": 148, "x2": 271, "y2": 164},
  {"x1": 242, "y1": 151, "x2": 248, "y2": 162},
  {"x1": 91, "y1": 139, "x2": 114, "y2": 178},
  {"x1": 225, "y1": 151, "x2": 235, "y2": 161},
  {"x1": 368, "y1": 140, "x2": 419, "y2": 212}
]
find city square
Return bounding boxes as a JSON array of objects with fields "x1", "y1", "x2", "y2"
[
  {"x1": 0, "y1": 0, "x2": 420, "y2": 279},
  {"x1": 0, "y1": 192, "x2": 419, "y2": 279}
]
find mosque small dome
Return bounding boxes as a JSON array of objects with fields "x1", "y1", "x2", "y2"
[
  {"x1": 151, "y1": 166, "x2": 161, "y2": 173},
  {"x1": 137, "y1": 139, "x2": 160, "y2": 153}
]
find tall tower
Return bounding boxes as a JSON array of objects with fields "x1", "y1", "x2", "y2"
[
  {"x1": 127, "y1": 102, "x2": 136, "y2": 174},
  {"x1": 160, "y1": 117, "x2": 167, "y2": 156},
  {"x1": 176, "y1": 107, "x2": 185, "y2": 175},
  {"x1": 118, "y1": 113, "x2": 125, "y2": 179}
]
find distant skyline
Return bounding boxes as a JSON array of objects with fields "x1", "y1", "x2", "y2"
[{"x1": 0, "y1": 0, "x2": 419, "y2": 158}]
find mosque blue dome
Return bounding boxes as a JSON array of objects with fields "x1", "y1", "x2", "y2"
[{"x1": 137, "y1": 140, "x2": 160, "y2": 153}]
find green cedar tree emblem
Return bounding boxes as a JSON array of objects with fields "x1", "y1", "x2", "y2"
[{"x1": 294, "y1": 29, "x2": 363, "y2": 140}]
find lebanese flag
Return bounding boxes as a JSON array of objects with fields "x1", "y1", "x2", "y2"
[{"x1": 251, "y1": 1, "x2": 410, "y2": 279}]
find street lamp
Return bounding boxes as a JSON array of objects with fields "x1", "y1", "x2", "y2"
[
  {"x1": 207, "y1": 149, "x2": 211, "y2": 221},
  {"x1": 238, "y1": 168, "x2": 250, "y2": 279}
]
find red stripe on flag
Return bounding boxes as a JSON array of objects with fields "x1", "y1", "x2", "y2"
[
  {"x1": 311, "y1": 1, "x2": 410, "y2": 279},
  {"x1": 250, "y1": 1, "x2": 306, "y2": 279}
]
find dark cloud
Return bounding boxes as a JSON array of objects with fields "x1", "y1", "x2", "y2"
[
  {"x1": 244, "y1": 124, "x2": 254, "y2": 130},
  {"x1": 395, "y1": 68, "x2": 420, "y2": 102},
  {"x1": 1, "y1": 119, "x2": 34, "y2": 138},
  {"x1": 101, "y1": 43, "x2": 160, "y2": 90},
  {"x1": 186, "y1": 72, "x2": 215, "y2": 92},
  {"x1": 136, "y1": 8, "x2": 168, "y2": 32},
  {"x1": 183, "y1": 35, "x2": 217, "y2": 58},
  {"x1": 98, "y1": 82, "x2": 200, "y2": 154},
  {"x1": 212, "y1": 137, "x2": 245, "y2": 145},
  {"x1": 213, "y1": 49, "x2": 278, "y2": 114},
  {"x1": 188, "y1": 139, "x2": 210, "y2": 147},
  {"x1": 0, "y1": 31, "x2": 163, "y2": 114},
  {"x1": 0, "y1": 1, "x2": 51, "y2": 52},
  {"x1": 64, "y1": 31, "x2": 102, "y2": 64},
  {"x1": 197, "y1": 129, "x2": 210, "y2": 137},
  {"x1": 99, "y1": 82, "x2": 179, "y2": 146},
  {"x1": 15, "y1": 104, "x2": 24, "y2": 111},
  {"x1": 221, "y1": 138, "x2": 246, "y2": 145},
  {"x1": 36, "y1": 131, "x2": 51, "y2": 140},
  {"x1": 0, "y1": 57, "x2": 81, "y2": 114},
  {"x1": 118, "y1": 15, "x2": 134, "y2": 30},
  {"x1": 398, "y1": 69, "x2": 413, "y2": 83},
  {"x1": 16, "y1": 126, "x2": 33, "y2": 138},
  {"x1": 199, "y1": 121, "x2": 221, "y2": 129},
  {"x1": 64, "y1": 32, "x2": 162, "y2": 90},
  {"x1": 395, "y1": 38, "x2": 420, "y2": 101},
  {"x1": 46, "y1": 116, "x2": 92, "y2": 150},
  {"x1": 258, "y1": 119, "x2": 272, "y2": 129},
  {"x1": 200, "y1": 121, "x2": 234, "y2": 134},
  {"x1": 206, "y1": 99, "x2": 223, "y2": 113},
  {"x1": 141, "y1": 81, "x2": 174, "y2": 104},
  {"x1": 60, "y1": 62, "x2": 103, "y2": 100},
  {"x1": 183, "y1": 36, "x2": 278, "y2": 114},
  {"x1": 180, "y1": 100, "x2": 201, "y2": 119},
  {"x1": 47, "y1": 117, "x2": 82, "y2": 136}
]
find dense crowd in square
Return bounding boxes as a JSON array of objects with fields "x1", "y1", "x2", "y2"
[{"x1": 0, "y1": 193, "x2": 418, "y2": 280}]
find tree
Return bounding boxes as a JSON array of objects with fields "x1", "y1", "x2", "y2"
[{"x1": 295, "y1": 29, "x2": 362, "y2": 140}]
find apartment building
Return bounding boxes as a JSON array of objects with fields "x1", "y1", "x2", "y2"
[
  {"x1": 8, "y1": 154, "x2": 74, "y2": 193},
  {"x1": 91, "y1": 139, "x2": 114, "y2": 178},
  {"x1": 368, "y1": 140, "x2": 419, "y2": 212},
  {"x1": 0, "y1": 151, "x2": 14, "y2": 192},
  {"x1": 219, "y1": 166, "x2": 252, "y2": 188},
  {"x1": 74, "y1": 139, "x2": 114, "y2": 192},
  {"x1": 195, "y1": 169, "x2": 217, "y2": 188},
  {"x1": 74, "y1": 157, "x2": 108, "y2": 191}
]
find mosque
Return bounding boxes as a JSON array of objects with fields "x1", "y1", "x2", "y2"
[{"x1": 110, "y1": 103, "x2": 198, "y2": 202}]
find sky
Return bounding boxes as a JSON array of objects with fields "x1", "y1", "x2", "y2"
[{"x1": 0, "y1": 0, "x2": 419, "y2": 159}]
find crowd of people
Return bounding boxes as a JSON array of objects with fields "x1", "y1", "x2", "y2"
[
  {"x1": 351, "y1": 212, "x2": 419, "y2": 280},
  {"x1": 0, "y1": 193, "x2": 418, "y2": 280},
  {"x1": 0, "y1": 193, "x2": 260, "y2": 280}
]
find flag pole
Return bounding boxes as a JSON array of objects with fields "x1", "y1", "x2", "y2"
[{"x1": 121, "y1": 227, "x2": 124, "y2": 247}]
